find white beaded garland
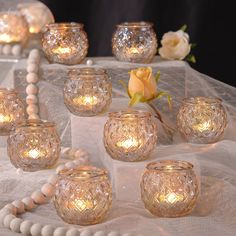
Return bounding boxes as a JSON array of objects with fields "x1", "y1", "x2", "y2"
[
  {"x1": 0, "y1": 44, "x2": 3, "y2": 53},
  {"x1": 27, "y1": 104, "x2": 39, "y2": 115},
  {"x1": 31, "y1": 191, "x2": 47, "y2": 205},
  {"x1": 41, "y1": 183, "x2": 55, "y2": 198},
  {"x1": 2, "y1": 44, "x2": 11, "y2": 55},
  {"x1": 26, "y1": 73, "x2": 39, "y2": 84},
  {"x1": 54, "y1": 227, "x2": 68, "y2": 236},
  {"x1": 27, "y1": 63, "x2": 39, "y2": 73},
  {"x1": 81, "y1": 230, "x2": 94, "y2": 236},
  {"x1": 29, "y1": 114, "x2": 40, "y2": 120},
  {"x1": 11, "y1": 44, "x2": 22, "y2": 56},
  {"x1": 56, "y1": 164, "x2": 66, "y2": 174},
  {"x1": 108, "y1": 232, "x2": 120, "y2": 236},
  {"x1": 94, "y1": 231, "x2": 107, "y2": 236},
  {"x1": 20, "y1": 220, "x2": 33, "y2": 234},
  {"x1": 10, "y1": 218, "x2": 23, "y2": 232},
  {"x1": 86, "y1": 59, "x2": 93, "y2": 66},
  {"x1": 3, "y1": 204, "x2": 17, "y2": 215},
  {"x1": 12, "y1": 200, "x2": 25, "y2": 214},
  {"x1": 3, "y1": 214, "x2": 16, "y2": 228},
  {"x1": 30, "y1": 49, "x2": 41, "y2": 58},
  {"x1": 31, "y1": 223, "x2": 43, "y2": 236},
  {"x1": 22, "y1": 197, "x2": 36, "y2": 210},
  {"x1": 42, "y1": 225, "x2": 55, "y2": 236},
  {"x1": 65, "y1": 161, "x2": 76, "y2": 169},
  {"x1": 26, "y1": 84, "x2": 38, "y2": 95},
  {"x1": 47, "y1": 174, "x2": 58, "y2": 185},
  {"x1": 26, "y1": 94, "x2": 38, "y2": 105},
  {"x1": 66, "y1": 228, "x2": 80, "y2": 236}
]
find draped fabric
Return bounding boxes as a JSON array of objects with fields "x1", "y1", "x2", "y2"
[{"x1": 39, "y1": 0, "x2": 235, "y2": 87}]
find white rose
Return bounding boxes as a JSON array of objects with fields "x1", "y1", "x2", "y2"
[{"x1": 159, "y1": 30, "x2": 191, "y2": 60}]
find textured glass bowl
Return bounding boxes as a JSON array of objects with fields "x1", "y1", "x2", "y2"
[
  {"x1": 112, "y1": 22, "x2": 157, "y2": 63},
  {"x1": 0, "y1": 88, "x2": 26, "y2": 136},
  {"x1": 7, "y1": 120, "x2": 61, "y2": 172},
  {"x1": 0, "y1": 11, "x2": 29, "y2": 44},
  {"x1": 64, "y1": 68, "x2": 112, "y2": 116},
  {"x1": 42, "y1": 23, "x2": 88, "y2": 65},
  {"x1": 141, "y1": 160, "x2": 199, "y2": 217},
  {"x1": 103, "y1": 110, "x2": 158, "y2": 162},
  {"x1": 177, "y1": 97, "x2": 228, "y2": 144},
  {"x1": 54, "y1": 166, "x2": 112, "y2": 225}
]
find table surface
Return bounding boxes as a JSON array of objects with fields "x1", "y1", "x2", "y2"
[{"x1": 0, "y1": 56, "x2": 236, "y2": 236}]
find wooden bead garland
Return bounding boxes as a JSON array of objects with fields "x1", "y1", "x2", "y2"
[{"x1": 0, "y1": 44, "x2": 22, "y2": 56}]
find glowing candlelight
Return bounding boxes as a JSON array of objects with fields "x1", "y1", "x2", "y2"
[
  {"x1": 193, "y1": 120, "x2": 211, "y2": 132},
  {"x1": 158, "y1": 192, "x2": 184, "y2": 204},
  {"x1": 70, "y1": 198, "x2": 94, "y2": 212},
  {"x1": 0, "y1": 34, "x2": 13, "y2": 44},
  {"x1": 73, "y1": 95, "x2": 98, "y2": 106},
  {"x1": 116, "y1": 137, "x2": 139, "y2": 149},
  {"x1": 24, "y1": 148, "x2": 44, "y2": 159},
  {"x1": 52, "y1": 46, "x2": 72, "y2": 55},
  {"x1": 128, "y1": 47, "x2": 140, "y2": 54},
  {"x1": 0, "y1": 113, "x2": 12, "y2": 123}
]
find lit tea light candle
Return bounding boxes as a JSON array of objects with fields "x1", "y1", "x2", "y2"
[
  {"x1": 54, "y1": 166, "x2": 112, "y2": 225},
  {"x1": 141, "y1": 160, "x2": 199, "y2": 217},
  {"x1": 64, "y1": 68, "x2": 112, "y2": 116},
  {"x1": 177, "y1": 97, "x2": 228, "y2": 143},
  {"x1": 7, "y1": 120, "x2": 60, "y2": 171},
  {"x1": 0, "y1": 88, "x2": 25, "y2": 136},
  {"x1": 52, "y1": 46, "x2": 72, "y2": 55},
  {"x1": 104, "y1": 110, "x2": 157, "y2": 162},
  {"x1": 128, "y1": 47, "x2": 140, "y2": 54}
]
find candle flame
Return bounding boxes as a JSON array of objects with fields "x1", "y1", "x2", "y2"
[
  {"x1": 52, "y1": 46, "x2": 71, "y2": 54},
  {"x1": 158, "y1": 192, "x2": 184, "y2": 204},
  {"x1": 0, "y1": 34, "x2": 13, "y2": 43},
  {"x1": 128, "y1": 47, "x2": 140, "y2": 54},
  {"x1": 27, "y1": 149, "x2": 42, "y2": 159},
  {"x1": 193, "y1": 121, "x2": 211, "y2": 132},
  {"x1": 116, "y1": 137, "x2": 139, "y2": 149},
  {"x1": 71, "y1": 199, "x2": 94, "y2": 211},
  {"x1": 73, "y1": 95, "x2": 98, "y2": 106},
  {"x1": 0, "y1": 113, "x2": 12, "y2": 123}
]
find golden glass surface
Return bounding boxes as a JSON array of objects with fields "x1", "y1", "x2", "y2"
[
  {"x1": 54, "y1": 166, "x2": 112, "y2": 225},
  {"x1": 7, "y1": 120, "x2": 60, "y2": 172},
  {"x1": 177, "y1": 97, "x2": 228, "y2": 144},
  {"x1": 112, "y1": 22, "x2": 157, "y2": 63},
  {"x1": 42, "y1": 23, "x2": 88, "y2": 65},
  {"x1": 141, "y1": 160, "x2": 199, "y2": 217},
  {"x1": 64, "y1": 68, "x2": 112, "y2": 116},
  {"x1": 103, "y1": 110, "x2": 158, "y2": 162},
  {"x1": 0, "y1": 11, "x2": 29, "y2": 44},
  {"x1": 0, "y1": 88, "x2": 26, "y2": 136}
]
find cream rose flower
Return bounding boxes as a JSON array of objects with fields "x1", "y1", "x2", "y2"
[
  {"x1": 128, "y1": 67, "x2": 157, "y2": 101},
  {"x1": 159, "y1": 30, "x2": 191, "y2": 60}
]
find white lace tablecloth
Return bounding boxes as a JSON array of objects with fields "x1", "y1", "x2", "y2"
[{"x1": 0, "y1": 56, "x2": 236, "y2": 236}]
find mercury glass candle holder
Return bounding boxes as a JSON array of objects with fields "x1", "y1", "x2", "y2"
[
  {"x1": 141, "y1": 160, "x2": 199, "y2": 217},
  {"x1": 42, "y1": 23, "x2": 88, "y2": 65},
  {"x1": 7, "y1": 119, "x2": 61, "y2": 172},
  {"x1": 0, "y1": 88, "x2": 26, "y2": 136},
  {"x1": 64, "y1": 68, "x2": 112, "y2": 116},
  {"x1": 103, "y1": 110, "x2": 158, "y2": 162},
  {"x1": 54, "y1": 166, "x2": 112, "y2": 225},
  {"x1": 112, "y1": 22, "x2": 157, "y2": 63},
  {"x1": 177, "y1": 97, "x2": 228, "y2": 144},
  {"x1": 0, "y1": 11, "x2": 29, "y2": 44}
]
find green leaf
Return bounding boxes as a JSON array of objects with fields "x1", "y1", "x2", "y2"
[
  {"x1": 129, "y1": 93, "x2": 143, "y2": 106},
  {"x1": 155, "y1": 71, "x2": 161, "y2": 85},
  {"x1": 152, "y1": 91, "x2": 172, "y2": 110},
  {"x1": 190, "y1": 43, "x2": 197, "y2": 49},
  {"x1": 119, "y1": 80, "x2": 131, "y2": 98},
  {"x1": 180, "y1": 24, "x2": 187, "y2": 32},
  {"x1": 186, "y1": 54, "x2": 196, "y2": 63}
]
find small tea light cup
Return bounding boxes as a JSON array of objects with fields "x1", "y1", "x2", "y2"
[
  {"x1": 103, "y1": 110, "x2": 158, "y2": 162},
  {"x1": 64, "y1": 68, "x2": 112, "y2": 116},
  {"x1": 177, "y1": 97, "x2": 228, "y2": 144},
  {"x1": 42, "y1": 23, "x2": 88, "y2": 65},
  {"x1": 141, "y1": 160, "x2": 199, "y2": 217},
  {"x1": 7, "y1": 119, "x2": 61, "y2": 171},
  {"x1": 0, "y1": 88, "x2": 26, "y2": 136},
  {"x1": 0, "y1": 11, "x2": 29, "y2": 44},
  {"x1": 112, "y1": 22, "x2": 157, "y2": 63},
  {"x1": 54, "y1": 166, "x2": 112, "y2": 225}
]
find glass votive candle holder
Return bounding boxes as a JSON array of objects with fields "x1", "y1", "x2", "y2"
[
  {"x1": 0, "y1": 88, "x2": 26, "y2": 136},
  {"x1": 141, "y1": 160, "x2": 199, "y2": 217},
  {"x1": 7, "y1": 119, "x2": 61, "y2": 172},
  {"x1": 64, "y1": 68, "x2": 112, "y2": 116},
  {"x1": 54, "y1": 166, "x2": 112, "y2": 225},
  {"x1": 42, "y1": 23, "x2": 88, "y2": 65},
  {"x1": 0, "y1": 11, "x2": 29, "y2": 44},
  {"x1": 103, "y1": 110, "x2": 158, "y2": 162},
  {"x1": 177, "y1": 97, "x2": 228, "y2": 144},
  {"x1": 112, "y1": 22, "x2": 157, "y2": 63}
]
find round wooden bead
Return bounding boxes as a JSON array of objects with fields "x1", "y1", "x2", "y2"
[
  {"x1": 3, "y1": 204, "x2": 17, "y2": 215},
  {"x1": 47, "y1": 174, "x2": 58, "y2": 185},
  {"x1": 31, "y1": 191, "x2": 47, "y2": 204},
  {"x1": 81, "y1": 230, "x2": 93, "y2": 236},
  {"x1": 31, "y1": 223, "x2": 43, "y2": 236},
  {"x1": 26, "y1": 84, "x2": 38, "y2": 95},
  {"x1": 61, "y1": 147, "x2": 71, "y2": 156},
  {"x1": 30, "y1": 49, "x2": 40, "y2": 58},
  {"x1": 3, "y1": 214, "x2": 16, "y2": 228},
  {"x1": 26, "y1": 94, "x2": 38, "y2": 105},
  {"x1": 94, "y1": 231, "x2": 107, "y2": 236},
  {"x1": 41, "y1": 183, "x2": 55, "y2": 198},
  {"x1": 65, "y1": 161, "x2": 76, "y2": 169},
  {"x1": 53, "y1": 227, "x2": 67, "y2": 236},
  {"x1": 26, "y1": 73, "x2": 39, "y2": 83},
  {"x1": 108, "y1": 232, "x2": 120, "y2": 236},
  {"x1": 75, "y1": 149, "x2": 89, "y2": 160},
  {"x1": 42, "y1": 225, "x2": 55, "y2": 236},
  {"x1": 22, "y1": 197, "x2": 36, "y2": 210},
  {"x1": 0, "y1": 209, "x2": 12, "y2": 224},
  {"x1": 29, "y1": 114, "x2": 40, "y2": 120},
  {"x1": 20, "y1": 220, "x2": 33, "y2": 234},
  {"x1": 12, "y1": 200, "x2": 25, "y2": 214},
  {"x1": 27, "y1": 63, "x2": 39, "y2": 73},
  {"x1": 27, "y1": 104, "x2": 39, "y2": 115},
  {"x1": 72, "y1": 159, "x2": 82, "y2": 166},
  {"x1": 11, "y1": 44, "x2": 22, "y2": 56},
  {"x1": 86, "y1": 59, "x2": 93, "y2": 66},
  {"x1": 56, "y1": 164, "x2": 66, "y2": 174},
  {"x1": 2, "y1": 44, "x2": 11, "y2": 55},
  {"x1": 10, "y1": 218, "x2": 23, "y2": 232},
  {"x1": 66, "y1": 228, "x2": 80, "y2": 236}
]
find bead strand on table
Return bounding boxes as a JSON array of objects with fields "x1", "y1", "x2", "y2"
[
  {"x1": 0, "y1": 44, "x2": 22, "y2": 57},
  {"x1": 25, "y1": 49, "x2": 41, "y2": 120}
]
